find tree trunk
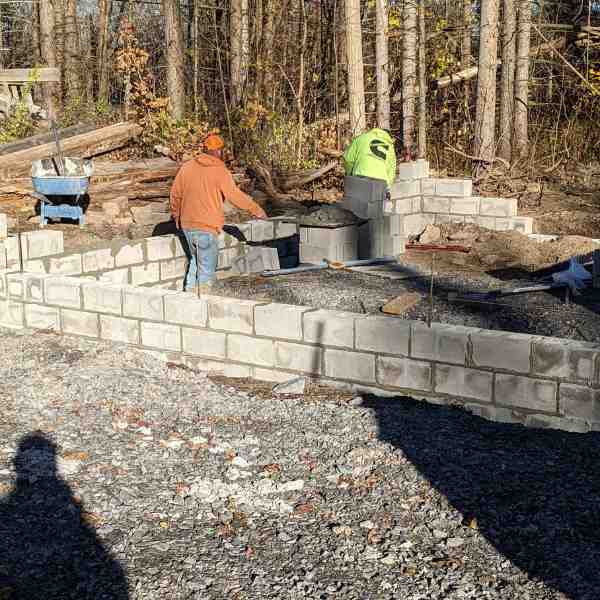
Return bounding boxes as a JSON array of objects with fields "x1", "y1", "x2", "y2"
[
  {"x1": 262, "y1": 0, "x2": 275, "y2": 102},
  {"x1": 461, "y1": 0, "x2": 472, "y2": 103},
  {"x1": 54, "y1": 0, "x2": 64, "y2": 98},
  {"x1": 296, "y1": 0, "x2": 307, "y2": 165},
  {"x1": 32, "y1": 1, "x2": 41, "y2": 65},
  {"x1": 344, "y1": 0, "x2": 366, "y2": 135},
  {"x1": 417, "y1": 0, "x2": 427, "y2": 158},
  {"x1": 230, "y1": 0, "x2": 248, "y2": 106},
  {"x1": 97, "y1": 0, "x2": 112, "y2": 104},
  {"x1": 164, "y1": 0, "x2": 186, "y2": 119},
  {"x1": 64, "y1": 0, "x2": 82, "y2": 99},
  {"x1": 39, "y1": 0, "x2": 58, "y2": 118},
  {"x1": 402, "y1": 0, "x2": 418, "y2": 155},
  {"x1": 375, "y1": 0, "x2": 390, "y2": 129},
  {"x1": 514, "y1": 0, "x2": 531, "y2": 158},
  {"x1": 498, "y1": 0, "x2": 516, "y2": 162},
  {"x1": 474, "y1": 0, "x2": 499, "y2": 165}
]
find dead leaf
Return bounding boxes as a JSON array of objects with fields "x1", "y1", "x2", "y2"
[
  {"x1": 175, "y1": 482, "x2": 190, "y2": 497},
  {"x1": 62, "y1": 451, "x2": 89, "y2": 461},
  {"x1": 294, "y1": 503, "x2": 315, "y2": 515},
  {"x1": 159, "y1": 521, "x2": 169, "y2": 529},
  {"x1": 261, "y1": 463, "x2": 281, "y2": 474},
  {"x1": 244, "y1": 546, "x2": 255, "y2": 559}
]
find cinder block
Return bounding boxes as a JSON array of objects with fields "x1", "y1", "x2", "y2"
[
  {"x1": 494, "y1": 218, "x2": 511, "y2": 231},
  {"x1": 207, "y1": 296, "x2": 260, "y2": 334},
  {"x1": 479, "y1": 197, "x2": 518, "y2": 217},
  {"x1": 532, "y1": 338, "x2": 599, "y2": 383},
  {"x1": 0, "y1": 300, "x2": 24, "y2": 329},
  {"x1": 422, "y1": 196, "x2": 451, "y2": 213},
  {"x1": 397, "y1": 160, "x2": 429, "y2": 180},
  {"x1": 435, "y1": 365, "x2": 493, "y2": 402},
  {"x1": 470, "y1": 330, "x2": 532, "y2": 373},
  {"x1": 377, "y1": 355, "x2": 432, "y2": 390},
  {"x1": 435, "y1": 178, "x2": 472, "y2": 197},
  {"x1": 0, "y1": 213, "x2": 6, "y2": 239},
  {"x1": 450, "y1": 197, "x2": 480, "y2": 215},
  {"x1": 114, "y1": 242, "x2": 144, "y2": 267},
  {"x1": 20, "y1": 230, "x2": 63, "y2": 260},
  {"x1": 48, "y1": 254, "x2": 82, "y2": 276},
  {"x1": 559, "y1": 384, "x2": 600, "y2": 421},
  {"x1": 130, "y1": 263, "x2": 160, "y2": 286},
  {"x1": 392, "y1": 197, "x2": 421, "y2": 215},
  {"x1": 383, "y1": 235, "x2": 407, "y2": 256},
  {"x1": 476, "y1": 216, "x2": 496, "y2": 230},
  {"x1": 0, "y1": 273, "x2": 6, "y2": 298},
  {"x1": 495, "y1": 374, "x2": 557, "y2": 412},
  {"x1": 381, "y1": 215, "x2": 402, "y2": 237},
  {"x1": 232, "y1": 247, "x2": 279, "y2": 274},
  {"x1": 249, "y1": 220, "x2": 275, "y2": 242},
  {"x1": 273, "y1": 220, "x2": 299, "y2": 238},
  {"x1": 123, "y1": 286, "x2": 167, "y2": 320},
  {"x1": 100, "y1": 315, "x2": 140, "y2": 344},
  {"x1": 255, "y1": 303, "x2": 310, "y2": 340},
  {"x1": 82, "y1": 282, "x2": 123, "y2": 315},
  {"x1": 160, "y1": 257, "x2": 188, "y2": 281},
  {"x1": 420, "y1": 178, "x2": 435, "y2": 195},
  {"x1": 324, "y1": 349, "x2": 376, "y2": 383},
  {"x1": 7, "y1": 273, "x2": 45, "y2": 302},
  {"x1": 254, "y1": 368, "x2": 297, "y2": 383},
  {"x1": 4, "y1": 237, "x2": 19, "y2": 269},
  {"x1": 300, "y1": 241, "x2": 357, "y2": 263},
  {"x1": 98, "y1": 268, "x2": 129, "y2": 284},
  {"x1": 435, "y1": 214, "x2": 464, "y2": 225},
  {"x1": 342, "y1": 176, "x2": 387, "y2": 220},
  {"x1": 164, "y1": 292, "x2": 207, "y2": 327},
  {"x1": 228, "y1": 334, "x2": 275, "y2": 366},
  {"x1": 82, "y1": 248, "x2": 115, "y2": 273},
  {"x1": 355, "y1": 315, "x2": 410, "y2": 355},
  {"x1": 525, "y1": 413, "x2": 590, "y2": 433},
  {"x1": 303, "y1": 309, "x2": 355, "y2": 348},
  {"x1": 61, "y1": 309, "x2": 99, "y2": 337},
  {"x1": 275, "y1": 341, "x2": 323, "y2": 374},
  {"x1": 25, "y1": 303, "x2": 60, "y2": 331},
  {"x1": 44, "y1": 277, "x2": 82, "y2": 308},
  {"x1": 391, "y1": 179, "x2": 420, "y2": 199},
  {"x1": 0, "y1": 242, "x2": 6, "y2": 270},
  {"x1": 146, "y1": 235, "x2": 175, "y2": 261},
  {"x1": 401, "y1": 213, "x2": 435, "y2": 235},
  {"x1": 173, "y1": 236, "x2": 187, "y2": 258},
  {"x1": 509, "y1": 216, "x2": 534, "y2": 234},
  {"x1": 141, "y1": 321, "x2": 181, "y2": 351},
  {"x1": 411, "y1": 322, "x2": 469, "y2": 365},
  {"x1": 182, "y1": 327, "x2": 226, "y2": 358}
]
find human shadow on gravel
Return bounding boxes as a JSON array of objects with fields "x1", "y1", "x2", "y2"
[
  {"x1": 364, "y1": 396, "x2": 600, "y2": 600},
  {"x1": 0, "y1": 432, "x2": 129, "y2": 599}
]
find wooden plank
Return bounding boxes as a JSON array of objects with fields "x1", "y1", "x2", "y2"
[{"x1": 0, "y1": 68, "x2": 60, "y2": 83}]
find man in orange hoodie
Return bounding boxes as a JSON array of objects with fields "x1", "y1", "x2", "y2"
[{"x1": 170, "y1": 134, "x2": 267, "y2": 292}]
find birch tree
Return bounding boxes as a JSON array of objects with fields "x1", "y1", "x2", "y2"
[
  {"x1": 474, "y1": 0, "x2": 500, "y2": 164},
  {"x1": 499, "y1": 0, "x2": 516, "y2": 161},
  {"x1": 514, "y1": 0, "x2": 531, "y2": 157},
  {"x1": 375, "y1": 0, "x2": 390, "y2": 129},
  {"x1": 164, "y1": 0, "x2": 186, "y2": 119},
  {"x1": 402, "y1": 0, "x2": 418, "y2": 155},
  {"x1": 345, "y1": 0, "x2": 366, "y2": 134}
]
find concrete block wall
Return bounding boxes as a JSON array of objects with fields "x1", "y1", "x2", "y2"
[
  {"x1": 3, "y1": 269, "x2": 600, "y2": 434},
  {"x1": 299, "y1": 225, "x2": 358, "y2": 263}
]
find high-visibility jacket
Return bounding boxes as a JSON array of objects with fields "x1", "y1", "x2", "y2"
[{"x1": 342, "y1": 128, "x2": 397, "y2": 188}]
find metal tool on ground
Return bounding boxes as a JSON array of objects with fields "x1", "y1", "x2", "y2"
[
  {"x1": 261, "y1": 256, "x2": 397, "y2": 277},
  {"x1": 50, "y1": 120, "x2": 65, "y2": 176}
]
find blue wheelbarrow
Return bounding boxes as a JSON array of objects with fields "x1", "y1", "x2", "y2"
[{"x1": 31, "y1": 157, "x2": 93, "y2": 227}]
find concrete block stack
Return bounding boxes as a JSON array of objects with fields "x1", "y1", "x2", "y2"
[
  {"x1": 231, "y1": 246, "x2": 280, "y2": 274},
  {"x1": 299, "y1": 225, "x2": 358, "y2": 263}
]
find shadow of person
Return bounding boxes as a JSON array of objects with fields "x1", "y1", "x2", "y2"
[
  {"x1": 362, "y1": 395, "x2": 600, "y2": 600},
  {"x1": 0, "y1": 432, "x2": 128, "y2": 599}
]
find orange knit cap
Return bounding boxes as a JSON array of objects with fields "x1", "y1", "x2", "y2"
[{"x1": 204, "y1": 133, "x2": 225, "y2": 151}]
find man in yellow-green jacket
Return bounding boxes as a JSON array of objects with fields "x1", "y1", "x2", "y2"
[{"x1": 342, "y1": 128, "x2": 397, "y2": 189}]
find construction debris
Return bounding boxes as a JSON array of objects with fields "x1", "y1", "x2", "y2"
[{"x1": 381, "y1": 292, "x2": 422, "y2": 315}]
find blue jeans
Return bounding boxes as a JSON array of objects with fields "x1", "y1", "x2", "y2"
[{"x1": 182, "y1": 229, "x2": 218, "y2": 290}]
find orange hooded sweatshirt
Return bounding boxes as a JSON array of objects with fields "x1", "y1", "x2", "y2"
[{"x1": 170, "y1": 154, "x2": 265, "y2": 235}]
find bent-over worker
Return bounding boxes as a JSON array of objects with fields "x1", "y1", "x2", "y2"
[
  {"x1": 170, "y1": 134, "x2": 267, "y2": 293},
  {"x1": 342, "y1": 128, "x2": 397, "y2": 189}
]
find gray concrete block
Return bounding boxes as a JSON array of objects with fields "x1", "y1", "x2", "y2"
[
  {"x1": 61, "y1": 309, "x2": 99, "y2": 337},
  {"x1": 524, "y1": 413, "x2": 590, "y2": 433},
  {"x1": 228, "y1": 334, "x2": 275, "y2": 366},
  {"x1": 376, "y1": 356, "x2": 432, "y2": 391},
  {"x1": 401, "y1": 213, "x2": 435, "y2": 235},
  {"x1": 20, "y1": 230, "x2": 64, "y2": 260},
  {"x1": 0, "y1": 300, "x2": 24, "y2": 329},
  {"x1": 435, "y1": 214, "x2": 465, "y2": 225},
  {"x1": 0, "y1": 213, "x2": 6, "y2": 239},
  {"x1": 383, "y1": 236, "x2": 407, "y2": 256},
  {"x1": 479, "y1": 197, "x2": 518, "y2": 217},
  {"x1": 100, "y1": 315, "x2": 140, "y2": 345},
  {"x1": 114, "y1": 242, "x2": 144, "y2": 267},
  {"x1": 476, "y1": 216, "x2": 496, "y2": 230},
  {"x1": 391, "y1": 179, "x2": 420, "y2": 199},
  {"x1": 355, "y1": 315, "x2": 410, "y2": 355},
  {"x1": 232, "y1": 246, "x2": 279, "y2": 274},
  {"x1": 249, "y1": 220, "x2": 275, "y2": 242},
  {"x1": 4, "y1": 236, "x2": 19, "y2": 269},
  {"x1": 411, "y1": 322, "x2": 469, "y2": 365},
  {"x1": 530, "y1": 338, "x2": 597, "y2": 381},
  {"x1": 82, "y1": 248, "x2": 115, "y2": 273},
  {"x1": 130, "y1": 262, "x2": 160, "y2": 286},
  {"x1": 23, "y1": 260, "x2": 47, "y2": 273},
  {"x1": 324, "y1": 349, "x2": 376, "y2": 383},
  {"x1": 160, "y1": 257, "x2": 188, "y2": 281},
  {"x1": 141, "y1": 321, "x2": 181, "y2": 351},
  {"x1": 420, "y1": 178, "x2": 435, "y2": 195},
  {"x1": 465, "y1": 404, "x2": 527, "y2": 426},
  {"x1": 182, "y1": 327, "x2": 226, "y2": 358},
  {"x1": 255, "y1": 303, "x2": 310, "y2": 340},
  {"x1": 48, "y1": 254, "x2": 82, "y2": 276},
  {"x1": 450, "y1": 197, "x2": 480, "y2": 215},
  {"x1": 25, "y1": 303, "x2": 60, "y2": 331},
  {"x1": 435, "y1": 364, "x2": 493, "y2": 402},
  {"x1": 98, "y1": 268, "x2": 130, "y2": 284},
  {"x1": 422, "y1": 196, "x2": 451, "y2": 213},
  {"x1": 559, "y1": 384, "x2": 600, "y2": 421},
  {"x1": 273, "y1": 220, "x2": 299, "y2": 238},
  {"x1": 303, "y1": 309, "x2": 355, "y2": 348},
  {"x1": 275, "y1": 341, "x2": 323, "y2": 374},
  {"x1": 173, "y1": 236, "x2": 187, "y2": 258},
  {"x1": 146, "y1": 235, "x2": 175, "y2": 261},
  {"x1": 207, "y1": 296, "x2": 260, "y2": 333},
  {"x1": 494, "y1": 218, "x2": 511, "y2": 231},
  {"x1": 82, "y1": 282, "x2": 123, "y2": 315},
  {"x1": 0, "y1": 273, "x2": 6, "y2": 299},
  {"x1": 44, "y1": 277, "x2": 82, "y2": 308},
  {"x1": 253, "y1": 368, "x2": 297, "y2": 383},
  {"x1": 397, "y1": 160, "x2": 429, "y2": 180},
  {"x1": 123, "y1": 286, "x2": 167, "y2": 320},
  {"x1": 509, "y1": 216, "x2": 534, "y2": 234},
  {"x1": 7, "y1": 273, "x2": 45, "y2": 302},
  {"x1": 495, "y1": 374, "x2": 557, "y2": 412},
  {"x1": 471, "y1": 330, "x2": 532, "y2": 373},
  {"x1": 164, "y1": 292, "x2": 207, "y2": 327},
  {"x1": 435, "y1": 178, "x2": 472, "y2": 197},
  {"x1": 382, "y1": 215, "x2": 402, "y2": 237}
]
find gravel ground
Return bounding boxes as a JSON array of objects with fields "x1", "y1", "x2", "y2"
[
  {"x1": 212, "y1": 265, "x2": 600, "y2": 343},
  {"x1": 2, "y1": 328, "x2": 599, "y2": 599}
]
